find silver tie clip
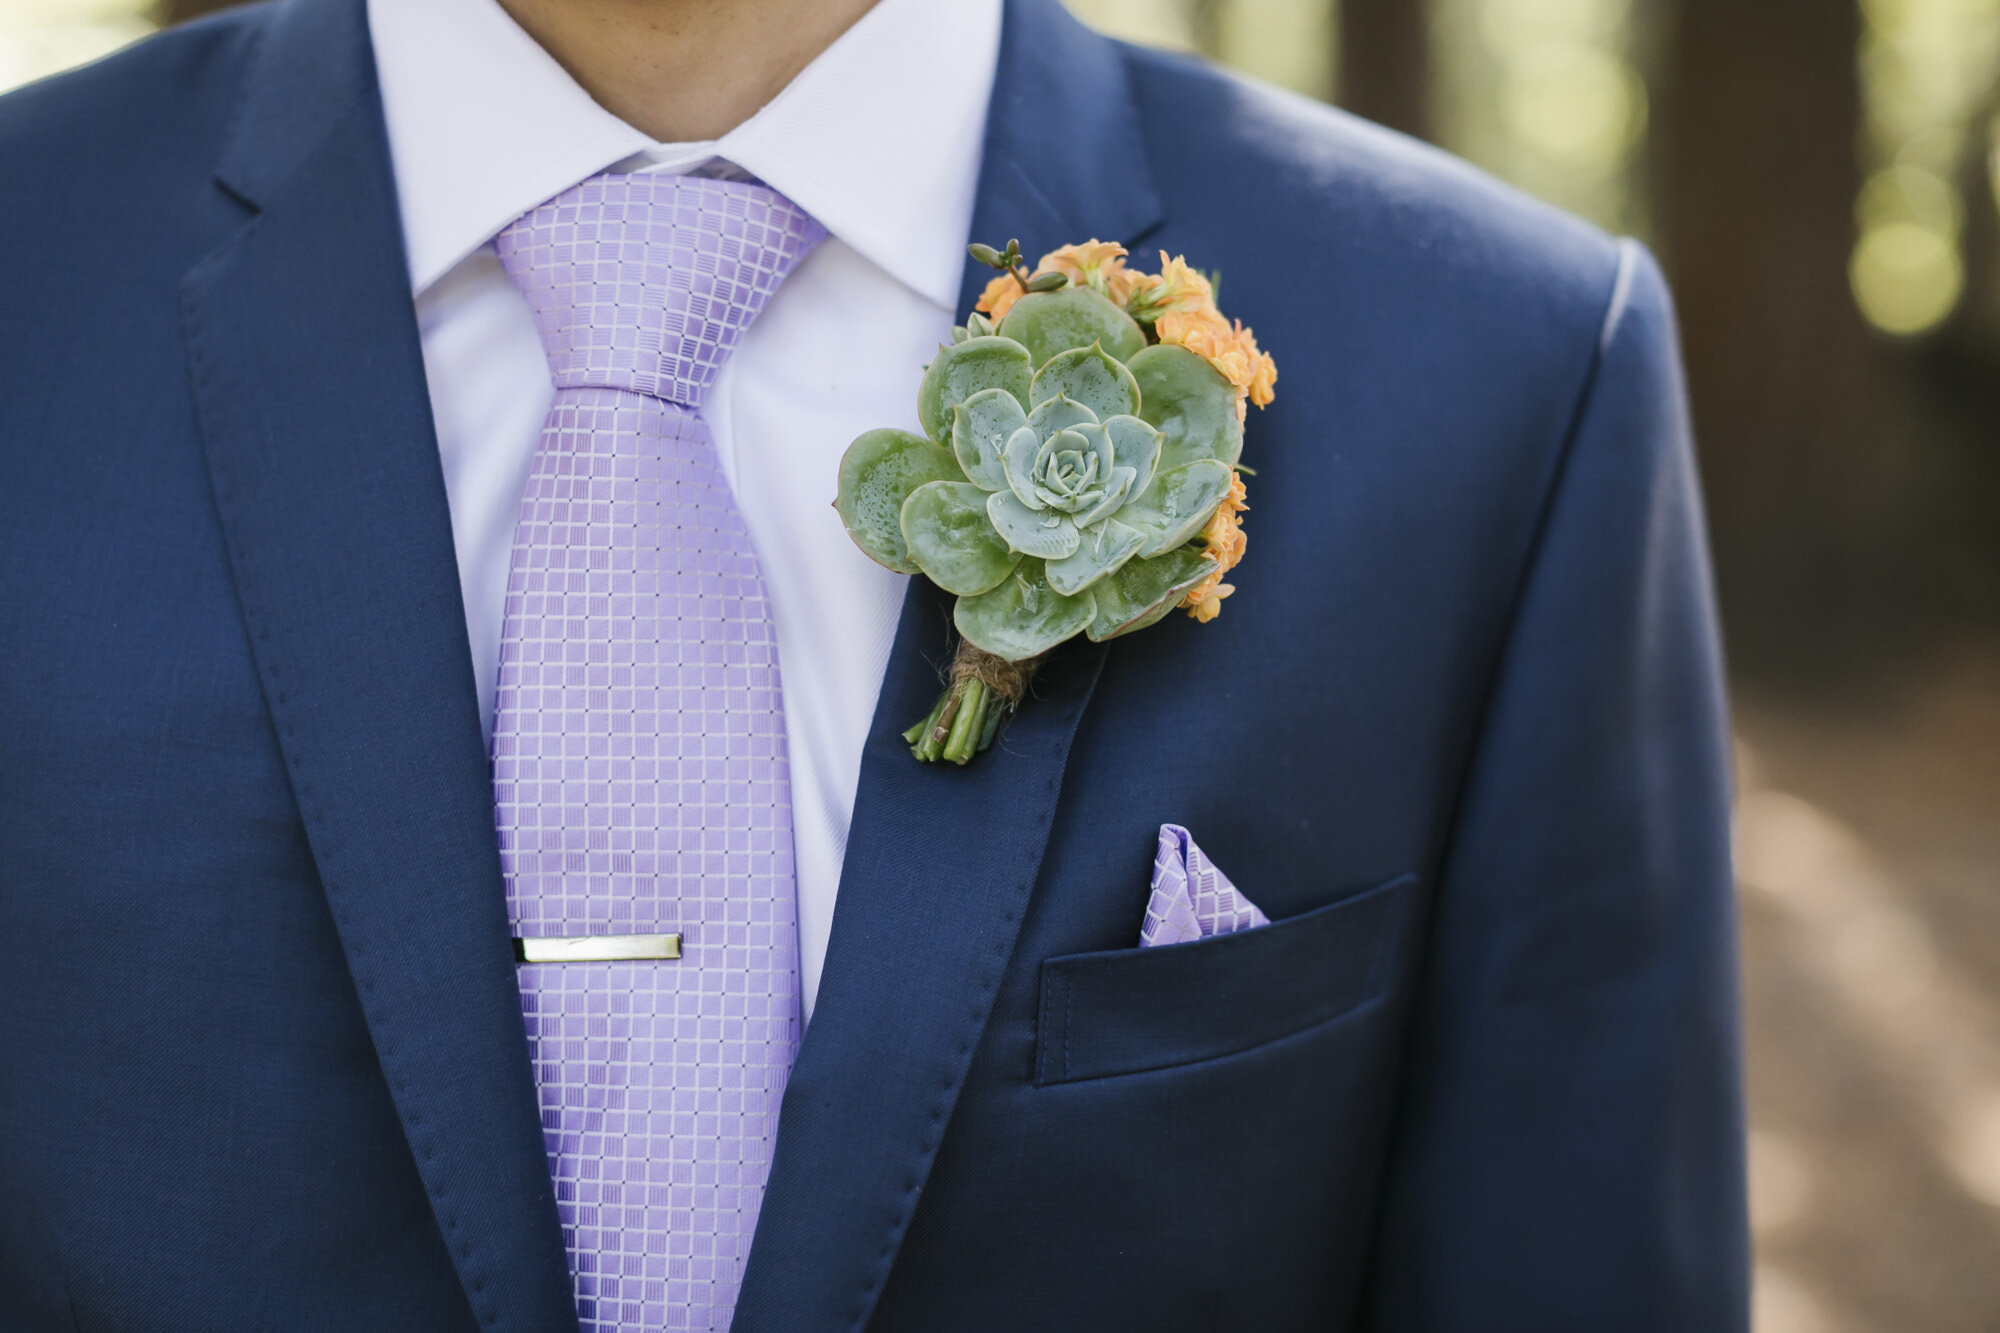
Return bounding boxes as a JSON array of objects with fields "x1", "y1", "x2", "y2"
[{"x1": 512, "y1": 933, "x2": 683, "y2": 963}]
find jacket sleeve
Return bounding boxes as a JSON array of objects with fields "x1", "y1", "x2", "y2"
[{"x1": 1359, "y1": 240, "x2": 1751, "y2": 1331}]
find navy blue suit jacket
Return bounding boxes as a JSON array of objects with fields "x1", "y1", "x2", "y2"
[{"x1": 0, "y1": 0, "x2": 1748, "y2": 1327}]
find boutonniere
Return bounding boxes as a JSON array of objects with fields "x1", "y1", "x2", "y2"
[{"x1": 836, "y1": 238, "x2": 1275, "y2": 764}]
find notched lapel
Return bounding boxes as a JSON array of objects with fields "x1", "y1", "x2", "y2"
[
  {"x1": 736, "y1": 1, "x2": 1168, "y2": 1327},
  {"x1": 180, "y1": 1, "x2": 575, "y2": 1327}
]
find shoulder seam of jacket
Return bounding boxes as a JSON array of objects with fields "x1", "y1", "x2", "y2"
[{"x1": 1598, "y1": 237, "x2": 1641, "y2": 354}]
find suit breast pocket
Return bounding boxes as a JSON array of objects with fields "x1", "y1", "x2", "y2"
[{"x1": 1033, "y1": 873, "x2": 1416, "y2": 1085}]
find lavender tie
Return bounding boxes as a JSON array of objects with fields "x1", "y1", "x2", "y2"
[{"x1": 490, "y1": 173, "x2": 825, "y2": 1333}]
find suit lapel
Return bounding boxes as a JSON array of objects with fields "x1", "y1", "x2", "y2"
[
  {"x1": 734, "y1": 2, "x2": 1164, "y2": 1327},
  {"x1": 181, "y1": 1, "x2": 575, "y2": 1327}
]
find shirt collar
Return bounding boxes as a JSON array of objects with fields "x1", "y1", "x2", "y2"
[{"x1": 369, "y1": 0, "x2": 1002, "y2": 311}]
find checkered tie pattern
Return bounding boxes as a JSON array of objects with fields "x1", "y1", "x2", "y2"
[{"x1": 490, "y1": 173, "x2": 825, "y2": 1333}]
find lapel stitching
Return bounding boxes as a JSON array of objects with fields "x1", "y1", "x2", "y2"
[
  {"x1": 180, "y1": 11, "x2": 579, "y2": 1322},
  {"x1": 844, "y1": 641, "x2": 1111, "y2": 1331}
]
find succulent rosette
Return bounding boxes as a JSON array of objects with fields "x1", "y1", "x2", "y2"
[{"x1": 837, "y1": 239, "x2": 1272, "y2": 763}]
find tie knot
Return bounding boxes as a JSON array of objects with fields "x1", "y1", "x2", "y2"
[{"x1": 495, "y1": 173, "x2": 826, "y2": 407}]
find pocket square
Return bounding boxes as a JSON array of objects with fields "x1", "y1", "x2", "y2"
[{"x1": 1139, "y1": 824, "x2": 1270, "y2": 947}]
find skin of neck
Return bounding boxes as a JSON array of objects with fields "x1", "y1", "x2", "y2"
[{"x1": 498, "y1": 0, "x2": 881, "y2": 142}]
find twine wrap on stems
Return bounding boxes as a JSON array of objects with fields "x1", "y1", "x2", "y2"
[{"x1": 900, "y1": 642, "x2": 1046, "y2": 764}]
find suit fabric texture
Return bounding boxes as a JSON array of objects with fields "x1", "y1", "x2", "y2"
[{"x1": 0, "y1": 0, "x2": 1749, "y2": 1328}]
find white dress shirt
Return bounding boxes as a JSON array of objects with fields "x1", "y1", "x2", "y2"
[{"x1": 366, "y1": 0, "x2": 1004, "y2": 1015}]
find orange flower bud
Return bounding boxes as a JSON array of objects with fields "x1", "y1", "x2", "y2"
[{"x1": 975, "y1": 271, "x2": 1025, "y2": 322}]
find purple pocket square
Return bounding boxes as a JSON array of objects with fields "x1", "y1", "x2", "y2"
[{"x1": 1139, "y1": 824, "x2": 1270, "y2": 948}]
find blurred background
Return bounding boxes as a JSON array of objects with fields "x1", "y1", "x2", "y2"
[{"x1": 5, "y1": 0, "x2": 1998, "y2": 1326}]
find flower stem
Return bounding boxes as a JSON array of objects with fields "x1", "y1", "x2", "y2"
[
  {"x1": 901, "y1": 692, "x2": 949, "y2": 748},
  {"x1": 903, "y1": 641, "x2": 1039, "y2": 765},
  {"x1": 924, "y1": 689, "x2": 963, "y2": 758},
  {"x1": 976, "y1": 692, "x2": 1007, "y2": 750},
  {"x1": 941, "y1": 679, "x2": 987, "y2": 764},
  {"x1": 905, "y1": 672, "x2": 1009, "y2": 765}
]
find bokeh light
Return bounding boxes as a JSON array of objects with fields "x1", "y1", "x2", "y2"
[
  {"x1": 1064, "y1": 0, "x2": 1202, "y2": 57},
  {"x1": 1497, "y1": 44, "x2": 1644, "y2": 172},
  {"x1": 1209, "y1": 0, "x2": 1334, "y2": 103},
  {"x1": 1852, "y1": 217, "x2": 1966, "y2": 333},
  {"x1": 1854, "y1": 0, "x2": 2000, "y2": 334},
  {"x1": 1436, "y1": 0, "x2": 1648, "y2": 232},
  {"x1": 0, "y1": 0, "x2": 152, "y2": 94}
]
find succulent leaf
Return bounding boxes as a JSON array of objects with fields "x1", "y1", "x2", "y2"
[
  {"x1": 1085, "y1": 548, "x2": 1217, "y2": 642},
  {"x1": 1072, "y1": 464, "x2": 1137, "y2": 530},
  {"x1": 1119, "y1": 459, "x2": 1236, "y2": 558},
  {"x1": 987, "y1": 489, "x2": 1081, "y2": 558},
  {"x1": 1002, "y1": 426, "x2": 1048, "y2": 510},
  {"x1": 954, "y1": 559, "x2": 1097, "y2": 660},
  {"x1": 836, "y1": 428, "x2": 965, "y2": 573},
  {"x1": 1028, "y1": 429, "x2": 1110, "y2": 513},
  {"x1": 1128, "y1": 343, "x2": 1244, "y2": 468},
  {"x1": 900, "y1": 481, "x2": 1022, "y2": 595},
  {"x1": 1069, "y1": 422, "x2": 1121, "y2": 496},
  {"x1": 918, "y1": 336, "x2": 1033, "y2": 442},
  {"x1": 951, "y1": 389, "x2": 1026, "y2": 492},
  {"x1": 1030, "y1": 343, "x2": 1141, "y2": 421},
  {"x1": 1026, "y1": 394, "x2": 1098, "y2": 439},
  {"x1": 996, "y1": 286, "x2": 1147, "y2": 367},
  {"x1": 1103, "y1": 414, "x2": 1163, "y2": 498},
  {"x1": 1045, "y1": 516, "x2": 1147, "y2": 595}
]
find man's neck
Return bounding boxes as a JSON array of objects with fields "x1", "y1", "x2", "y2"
[{"x1": 496, "y1": 0, "x2": 881, "y2": 143}]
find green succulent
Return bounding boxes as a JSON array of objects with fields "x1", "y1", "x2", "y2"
[{"x1": 837, "y1": 282, "x2": 1242, "y2": 663}]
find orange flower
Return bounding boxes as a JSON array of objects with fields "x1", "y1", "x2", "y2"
[
  {"x1": 975, "y1": 271, "x2": 1026, "y2": 322},
  {"x1": 975, "y1": 239, "x2": 1139, "y2": 321},
  {"x1": 1037, "y1": 239, "x2": 1140, "y2": 305},
  {"x1": 1183, "y1": 470, "x2": 1248, "y2": 622},
  {"x1": 1125, "y1": 251, "x2": 1217, "y2": 322},
  {"x1": 1156, "y1": 307, "x2": 1227, "y2": 355},
  {"x1": 1248, "y1": 354, "x2": 1276, "y2": 407},
  {"x1": 1157, "y1": 309, "x2": 1277, "y2": 413},
  {"x1": 1185, "y1": 580, "x2": 1234, "y2": 622}
]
